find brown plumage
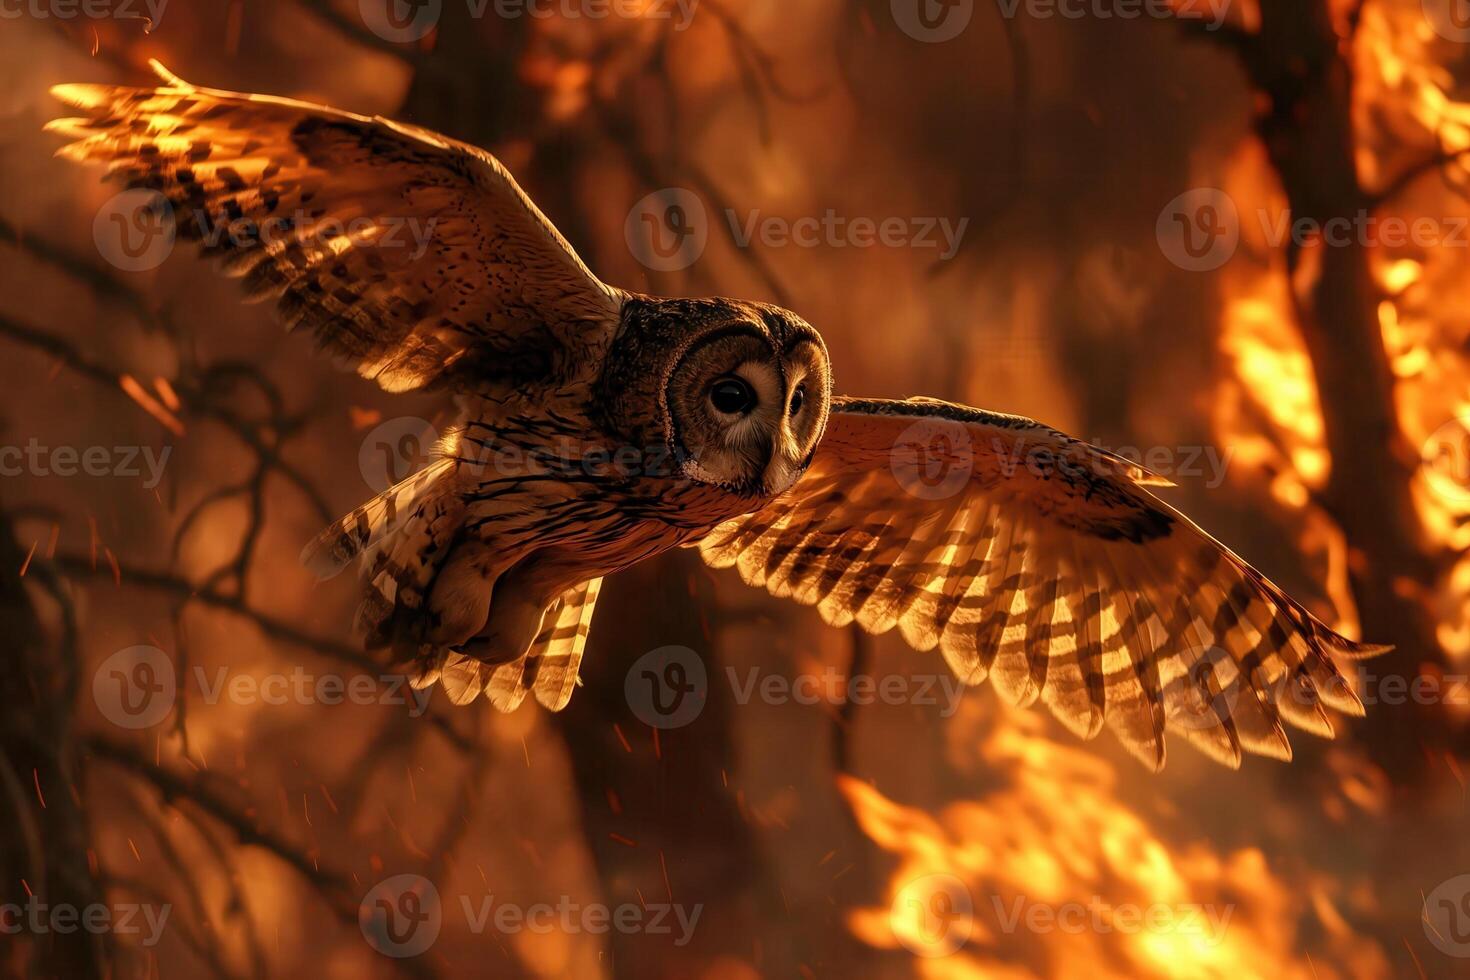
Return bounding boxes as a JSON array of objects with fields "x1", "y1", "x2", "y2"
[{"x1": 49, "y1": 63, "x2": 1387, "y2": 770}]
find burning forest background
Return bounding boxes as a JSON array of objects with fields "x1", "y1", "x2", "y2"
[{"x1": 3, "y1": 0, "x2": 1470, "y2": 977}]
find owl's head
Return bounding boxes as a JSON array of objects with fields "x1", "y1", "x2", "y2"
[{"x1": 599, "y1": 296, "x2": 832, "y2": 497}]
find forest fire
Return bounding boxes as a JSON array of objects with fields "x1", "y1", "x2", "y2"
[
  {"x1": 2, "y1": 2, "x2": 1469, "y2": 979},
  {"x1": 841, "y1": 706, "x2": 1389, "y2": 979},
  {"x1": 1210, "y1": 139, "x2": 1356, "y2": 638},
  {"x1": 1355, "y1": 1, "x2": 1470, "y2": 664}
]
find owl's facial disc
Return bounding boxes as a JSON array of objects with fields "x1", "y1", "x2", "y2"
[
  {"x1": 667, "y1": 325, "x2": 830, "y2": 496},
  {"x1": 765, "y1": 337, "x2": 829, "y2": 493}
]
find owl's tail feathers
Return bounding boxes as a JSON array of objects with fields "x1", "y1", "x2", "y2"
[
  {"x1": 300, "y1": 457, "x2": 456, "y2": 580},
  {"x1": 412, "y1": 577, "x2": 603, "y2": 711}
]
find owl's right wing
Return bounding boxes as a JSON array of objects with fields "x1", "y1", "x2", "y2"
[
  {"x1": 698, "y1": 396, "x2": 1387, "y2": 771},
  {"x1": 48, "y1": 61, "x2": 622, "y2": 393}
]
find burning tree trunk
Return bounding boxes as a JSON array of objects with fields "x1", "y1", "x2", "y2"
[{"x1": 1189, "y1": 3, "x2": 1446, "y2": 773}]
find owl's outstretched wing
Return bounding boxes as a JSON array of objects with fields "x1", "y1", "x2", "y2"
[
  {"x1": 698, "y1": 396, "x2": 1387, "y2": 771},
  {"x1": 48, "y1": 61, "x2": 621, "y2": 393}
]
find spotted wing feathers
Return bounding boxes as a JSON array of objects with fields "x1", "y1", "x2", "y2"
[
  {"x1": 699, "y1": 396, "x2": 1387, "y2": 771},
  {"x1": 48, "y1": 62, "x2": 621, "y2": 393}
]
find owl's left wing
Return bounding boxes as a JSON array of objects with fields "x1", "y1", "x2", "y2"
[
  {"x1": 48, "y1": 62, "x2": 622, "y2": 393},
  {"x1": 698, "y1": 396, "x2": 1386, "y2": 771}
]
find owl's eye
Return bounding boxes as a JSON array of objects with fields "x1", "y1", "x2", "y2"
[
  {"x1": 709, "y1": 376, "x2": 757, "y2": 415},
  {"x1": 789, "y1": 384, "x2": 806, "y2": 415}
]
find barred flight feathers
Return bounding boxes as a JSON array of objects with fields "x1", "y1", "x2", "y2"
[
  {"x1": 528, "y1": 577, "x2": 603, "y2": 711},
  {"x1": 48, "y1": 61, "x2": 621, "y2": 394},
  {"x1": 416, "y1": 578, "x2": 603, "y2": 710},
  {"x1": 699, "y1": 396, "x2": 1388, "y2": 771}
]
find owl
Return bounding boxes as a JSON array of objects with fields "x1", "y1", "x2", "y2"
[{"x1": 49, "y1": 63, "x2": 1387, "y2": 771}]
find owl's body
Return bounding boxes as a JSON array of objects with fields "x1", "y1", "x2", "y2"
[
  {"x1": 51, "y1": 65, "x2": 1389, "y2": 768},
  {"x1": 321, "y1": 294, "x2": 817, "y2": 703}
]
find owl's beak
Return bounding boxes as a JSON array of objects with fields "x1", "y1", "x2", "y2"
[
  {"x1": 763, "y1": 459, "x2": 800, "y2": 495},
  {"x1": 761, "y1": 429, "x2": 805, "y2": 495}
]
